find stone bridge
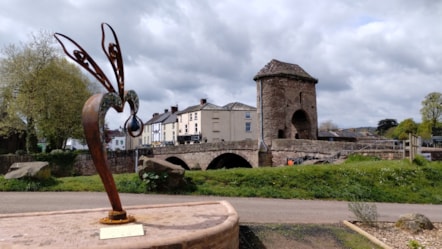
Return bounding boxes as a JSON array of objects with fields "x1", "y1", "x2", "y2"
[
  {"x1": 149, "y1": 140, "x2": 258, "y2": 170},
  {"x1": 144, "y1": 139, "x2": 409, "y2": 170}
]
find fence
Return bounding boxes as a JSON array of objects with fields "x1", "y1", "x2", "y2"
[{"x1": 403, "y1": 134, "x2": 420, "y2": 162}]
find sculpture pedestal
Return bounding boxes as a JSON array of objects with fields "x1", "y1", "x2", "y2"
[{"x1": 0, "y1": 201, "x2": 239, "y2": 249}]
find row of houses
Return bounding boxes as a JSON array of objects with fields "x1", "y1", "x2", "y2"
[{"x1": 124, "y1": 98, "x2": 257, "y2": 150}]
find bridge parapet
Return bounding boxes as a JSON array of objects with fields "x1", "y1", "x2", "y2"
[
  {"x1": 152, "y1": 140, "x2": 258, "y2": 155},
  {"x1": 272, "y1": 139, "x2": 368, "y2": 152},
  {"x1": 270, "y1": 139, "x2": 403, "y2": 166}
]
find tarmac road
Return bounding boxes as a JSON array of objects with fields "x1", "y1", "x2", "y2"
[{"x1": 0, "y1": 192, "x2": 441, "y2": 223}]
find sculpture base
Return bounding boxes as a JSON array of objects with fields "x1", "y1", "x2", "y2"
[
  {"x1": 100, "y1": 210, "x2": 136, "y2": 224},
  {"x1": 0, "y1": 201, "x2": 239, "y2": 249}
]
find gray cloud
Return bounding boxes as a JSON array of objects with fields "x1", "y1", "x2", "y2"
[{"x1": 1, "y1": 0, "x2": 441, "y2": 128}]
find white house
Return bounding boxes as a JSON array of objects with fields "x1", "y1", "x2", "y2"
[{"x1": 176, "y1": 99, "x2": 257, "y2": 144}]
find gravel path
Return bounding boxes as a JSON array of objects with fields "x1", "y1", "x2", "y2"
[{"x1": 359, "y1": 222, "x2": 442, "y2": 249}]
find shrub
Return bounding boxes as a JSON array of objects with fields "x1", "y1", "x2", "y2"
[
  {"x1": 15, "y1": 150, "x2": 26, "y2": 155},
  {"x1": 141, "y1": 172, "x2": 168, "y2": 192},
  {"x1": 412, "y1": 155, "x2": 428, "y2": 166},
  {"x1": 348, "y1": 201, "x2": 378, "y2": 227},
  {"x1": 408, "y1": 240, "x2": 425, "y2": 249},
  {"x1": 345, "y1": 154, "x2": 380, "y2": 163},
  {"x1": 34, "y1": 151, "x2": 77, "y2": 177}
]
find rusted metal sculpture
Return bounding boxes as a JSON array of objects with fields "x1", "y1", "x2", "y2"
[{"x1": 54, "y1": 23, "x2": 143, "y2": 224}]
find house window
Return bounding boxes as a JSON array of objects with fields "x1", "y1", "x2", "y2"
[
  {"x1": 245, "y1": 112, "x2": 251, "y2": 119},
  {"x1": 245, "y1": 122, "x2": 251, "y2": 132},
  {"x1": 194, "y1": 112, "x2": 198, "y2": 120},
  {"x1": 213, "y1": 122, "x2": 220, "y2": 132},
  {"x1": 195, "y1": 123, "x2": 198, "y2": 133},
  {"x1": 185, "y1": 124, "x2": 188, "y2": 133},
  {"x1": 189, "y1": 113, "x2": 192, "y2": 121}
]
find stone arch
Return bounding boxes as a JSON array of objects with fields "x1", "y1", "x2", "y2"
[
  {"x1": 207, "y1": 153, "x2": 253, "y2": 170},
  {"x1": 292, "y1": 110, "x2": 312, "y2": 139},
  {"x1": 165, "y1": 156, "x2": 190, "y2": 170}
]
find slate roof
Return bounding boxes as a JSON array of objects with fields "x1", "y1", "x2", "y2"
[
  {"x1": 253, "y1": 59, "x2": 318, "y2": 83},
  {"x1": 176, "y1": 102, "x2": 224, "y2": 114},
  {"x1": 318, "y1": 128, "x2": 378, "y2": 138},
  {"x1": 145, "y1": 112, "x2": 170, "y2": 125},
  {"x1": 106, "y1": 129, "x2": 126, "y2": 137},
  {"x1": 163, "y1": 113, "x2": 178, "y2": 124},
  {"x1": 223, "y1": 102, "x2": 256, "y2": 111}
]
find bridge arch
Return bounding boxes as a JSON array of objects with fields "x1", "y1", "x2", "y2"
[
  {"x1": 207, "y1": 153, "x2": 253, "y2": 170},
  {"x1": 165, "y1": 156, "x2": 190, "y2": 170}
]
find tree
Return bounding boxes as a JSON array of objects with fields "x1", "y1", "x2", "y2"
[
  {"x1": 319, "y1": 120, "x2": 338, "y2": 131},
  {"x1": 36, "y1": 59, "x2": 93, "y2": 149},
  {"x1": 420, "y1": 92, "x2": 442, "y2": 129},
  {"x1": 393, "y1": 118, "x2": 418, "y2": 140},
  {"x1": 376, "y1": 119, "x2": 398, "y2": 136},
  {"x1": 0, "y1": 31, "x2": 93, "y2": 152},
  {"x1": 417, "y1": 120, "x2": 433, "y2": 140}
]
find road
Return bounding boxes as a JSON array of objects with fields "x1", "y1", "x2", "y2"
[{"x1": 0, "y1": 192, "x2": 441, "y2": 223}]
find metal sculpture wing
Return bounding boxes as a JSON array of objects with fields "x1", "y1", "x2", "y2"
[{"x1": 54, "y1": 23, "x2": 143, "y2": 224}]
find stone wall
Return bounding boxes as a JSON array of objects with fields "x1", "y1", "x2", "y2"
[
  {"x1": 72, "y1": 151, "x2": 147, "y2": 176},
  {"x1": 0, "y1": 153, "x2": 137, "y2": 176},
  {"x1": 1, "y1": 142, "x2": 441, "y2": 176},
  {"x1": 0, "y1": 155, "x2": 33, "y2": 175},
  {"x1": 270, "y1": 139, "x2": 407, "y2": 166}
]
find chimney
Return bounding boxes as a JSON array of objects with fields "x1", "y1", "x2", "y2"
[
  {"x1": 152, "y1": 112, "x2": 159, "y2": 117},
  {"x1": 171, "y1": 106, "x2": 178, "y2": 113},
  {"x1": 164, "y1": 109, "x2": 168, "y2": 113},
  {"x1": 200, "y1": 98, "x2": 207, "y2": 105}
]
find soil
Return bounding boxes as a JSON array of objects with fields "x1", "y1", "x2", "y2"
[{"x1": 239, "y1": 223, "x2": 382, "y2": 249}]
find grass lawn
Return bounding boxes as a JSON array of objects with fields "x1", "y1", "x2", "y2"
[{"x1": 1, "y1": 155, "x2": 441, "y2": 204}]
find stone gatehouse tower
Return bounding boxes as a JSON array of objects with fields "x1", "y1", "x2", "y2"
[{"x1": 254, "y1": 59, "x2": 318, "y2": 148}]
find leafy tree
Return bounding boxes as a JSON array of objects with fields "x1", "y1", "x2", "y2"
[
  {"x1": 36, "y1": 59, "x2": 93, "y2": 149},
  {"x1": 417, "y1": 120, "x2": 433, "y2": 140},
  {"x1": 376, "y1": 118, "x2": 398, "y2": 136},
  {"x1": 0, "y1": 31, "x2": 93, "y2": 151},
  {"x1": 420, "y1": 92, "x2": 442, "y2": 129},
  {"x1": 319, "y1": 120, "x2": 338, "y2": 131},
  {"x1": 393, "y1": 118, "x2": 418, "y2": 140}
]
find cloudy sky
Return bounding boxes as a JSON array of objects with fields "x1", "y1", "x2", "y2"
[{"x1": 1, "y1": 0, "x2": 441, "y2": 129}]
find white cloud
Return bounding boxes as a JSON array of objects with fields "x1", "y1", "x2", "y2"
[{"x1": 1, "y1": 0, "x2": 441, "y2": 130}]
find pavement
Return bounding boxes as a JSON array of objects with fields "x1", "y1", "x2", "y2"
[
  {"x1": 0, "y1": 200, "x2": 239, "y2": 249},
  {"x1": 1, "y1": 192, "x2": 441, "y2": 223}
]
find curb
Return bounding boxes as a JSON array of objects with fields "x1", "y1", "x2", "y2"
[{"x1": 342, "y1": 220, "x2": 393, "y2": 249}]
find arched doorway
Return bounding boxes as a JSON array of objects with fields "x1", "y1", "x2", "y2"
[
  {"x1": 292, "y1": 110, "x2": 312, "y2": 139},
  {"x1": 207, "y1": 153, "x2": 252, "y2": 170}
]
